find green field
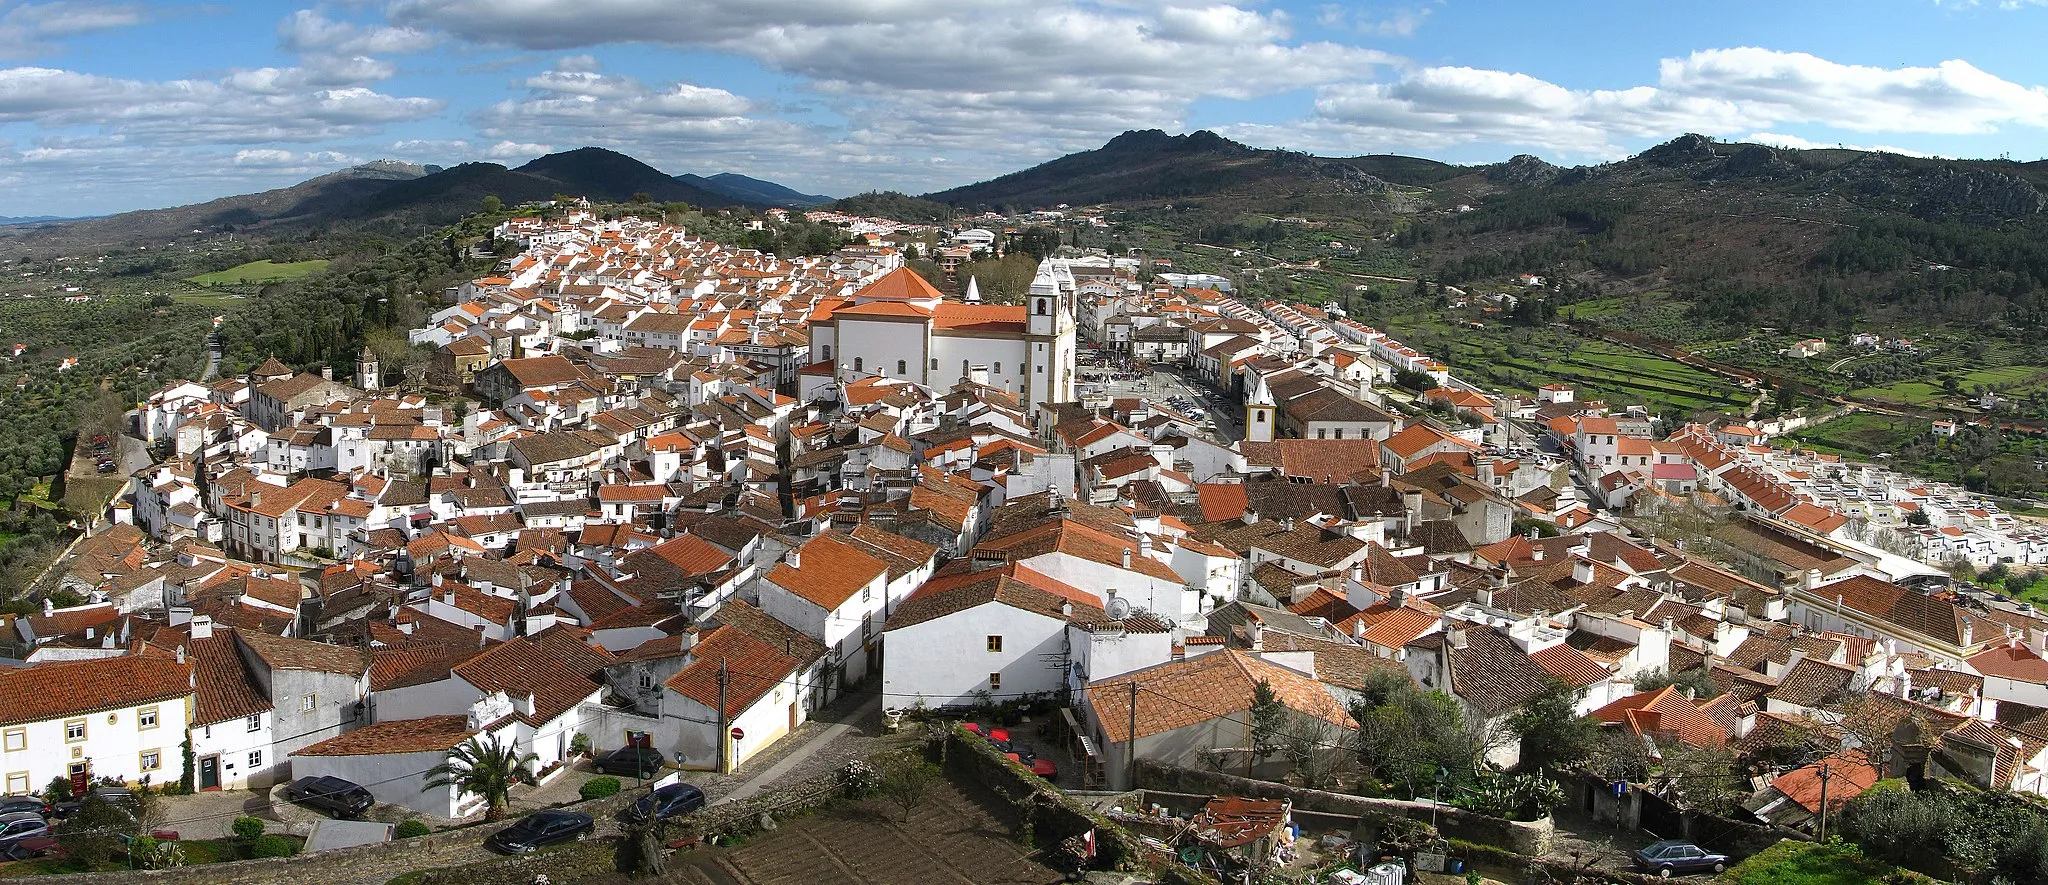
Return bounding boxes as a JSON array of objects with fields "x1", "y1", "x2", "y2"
[
  {"x1": 188, "y1": 259, "x2": 330, "y2": 286},
  {"x1": 1848, "y1": 380, "x2": 1947, "y2": 405},
  {"x1": 1787, "y1": 412, "x2": 1919, "y2": 457}
]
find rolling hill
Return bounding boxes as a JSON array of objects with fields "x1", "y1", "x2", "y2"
[
  {"x1": 677, "y1": 172, "x2": 832, "y2": 208},
  {"x1": 924, "y1": 129, "x2": 1394, "y2": 210},
  {"x1": 0, "y1": 147, "x2": 760, "y2": 254}
]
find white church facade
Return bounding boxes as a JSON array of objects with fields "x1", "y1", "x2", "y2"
[{"x1": 802, "y1": 263, "x2": 1078, "y2": 410}]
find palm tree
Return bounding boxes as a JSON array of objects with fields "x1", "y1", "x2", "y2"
[{"x1": 425, "y1": 737, "x2": 535, "y2": 821}]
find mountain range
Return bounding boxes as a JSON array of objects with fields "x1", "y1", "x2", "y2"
[{"x1": 0, "y1": 148, "x2": 792, "y2": 253}]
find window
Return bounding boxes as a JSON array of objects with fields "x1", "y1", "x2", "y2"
[
  {"x1": 992, "y1": 362, "x2": 1001, "y2": 374},
  {"x1": 986, "y1": 635, "x2": 1003, "y2": 653},
  {"x1": 896, "y1": 359, "x2": 907, "y2": 376},
  {"x1": 4, "y1": 773, "x2": 25, "y2": 795},
  {"x1": 853, "y1": 357, "x2": 863, "y2": 373},
  {"x1": 2, "y1": 729, "x2": 23, "y2": 752},
  {"x1": 989, "y1": 672, "x2": 1002, "y2": 690},
  {"x1": 1316, "y1": 429, "x2": 1327, "y2": 439},
  {"x1": 1035, "y1": 299, "x2": 1048, "y2": 316},
  {"x1": 962, "y1": 360, "x2": 970, "y2": 377},
  {"x1": 138, "y1": 708, "x2": 158, "y2": 730},
  {"x1": 300, "y1": 694, "x2": 316, "y2": 713},
  {"x1": 822, "y1": 345, "x2": 833, "y2": 361},
  {"x1": 861, "y1": 587, "x2": 871, "y2": 603},
  {"x1": 930, "y1": 358, "x2": 939, "y2": 371},
  {"x1": 1256, "y1": 411, "x2": 1267, "y2": 423},
  {"x1": 139, "y1": 750, "x2": 161, "y2": 772},
  {"x1": 64, "y1": 719, "x2": 85, "y2": 742},
  {"x1": 638, "y1": 671, "x2": 656, "y2": 689},
  {"x1": 1036, "y1": 365, "x2": 1043, "y2": 373},
  {"x1": 249, "y1": 750, "x2": 263, "y2": 768},
  {"x1": 246, "y1": 713, "x2": 262, "y2": 732}
]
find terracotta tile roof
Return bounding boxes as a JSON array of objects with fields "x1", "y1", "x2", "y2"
[
  {"x1": 1085, "y1": 649, "x2": 1353, "y2": 744},
  {"x1": 1770, "y1": 750, "x2": 1878, "y2": 813},
  {"x1": 1769, "y1": 657, "x2": 1859, "y2": 709},
  {"x1": 765, "y1": 531, "x2": 890, "y2": 611},
  {"x1": 708, "y1": 599, "x2": 828, "y2": 664},
  {"x1": 884, "y1": 563, "x2": 1103, "y2": 633},
  {"x1": 0, "y1": 654, "x2": 194, "y2": 726},
  {"x1": 1590, "y1": 686, "x2": 1729, "y2": 749},
  {"x1": 450, "y1": 628, "x2": 611, "y2": 726},
  {"x1": 1530, "y1": 642, "x2": 1612, "y2": 688},
  {"x1": 664, "y1": 625, "x2": 801, "y2": 718},
  {"x1": 236, "y1": 629, "x2": 370, "y2": 675},
  {"x1": 191, "y1": 633, "x2": 273, "y2": 726},
  {"x1": 292, "y1": 714, "x2": 476, "y2": 756},
  {"x1": 1964, "y1": 643, "x2": 2048, "y2": 682}
]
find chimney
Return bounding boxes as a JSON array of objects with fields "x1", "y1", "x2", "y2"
[
  {"x1": 1247, "y1": 613, "x2": 1264, "y2": 651},
  {"x1": 1963, "y1": 617, "x2": 1974, "y2": 648},
  {"x1": 1390, "y1": 585, "x2": 1406, "y2": 609},
  {"x1": 1476, "y1": 455, "x2": 1495, "y2": 486},
  {"x1": 787, "y1": 546, "x2": 802, "y2": 570},
  {"x1": 1243, "y1": 508, "x2": 1259, "y2": 524},
  {"x1": 1448, "y1": 628, "x2": 1468, "y2": 649},
  {"x1": 1061, "y1": 599, "x2": 1073, "y2": 617},
  {"x1": 1662, "y1": 616, "x2": 1675, "y2": 635},
  {"x1": 1803, "y1": 568, "x2": 1822, "y2": 591},
  {"x1": 41, "y1": 598, "x2": 53, "y2": 616},
  {"x1": 1121, "y1": 547, "x2": 1132, "y2": 569},
  {"x1": 431, "y1": 571, "x2": 444, "y2": 588},
  {"x1": 175, "y1": 646, "x2": 185, "y2": 665},
  {"x1": 445, "y1": 587, "x2": 457, "y2": 606},
  {"x1": 1572, "y1": 558, "x2": 1594, "y2": 585},
  {"x1": 476, "y1": 623, "x2": 488, "y2": 647},
  {"x1": 1379, "y1": 469, "x2": 1390, "y2": 489},
  {"x1": 84, "y1": 627, "x2": 93, "y2": 641},
  {"x1": 189, "y1": 615, "x2": 213, "y2": 640},
  {"x1": 1352, "y1": 618, "x2": 1366, "y2": 641}
]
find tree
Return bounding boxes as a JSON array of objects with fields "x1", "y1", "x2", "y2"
[
  {"x1": 874, "y1": 750, "x2": 940, "y2": 822},
  {"x1": 57, "y1": 793, "x2": 135, "y2": 869},
  {"x1": 1249, "y1": 679, "x2": 1286, "y2": 765},
  {"x1": 480, "y1": 195, "x2": 503, "y2": 214},
  {"x1": 1348, "y1": 669, "x2": 1478, "y2": 797},
  {"x1": 425, "y1": 737, "x2": 536, "y2": 822},
  {"x1": 616, "y1": 812, "x2": 667, "y2": 878},
  {"x1": 1510, "y1": 680, "x2": 1599, "y2": 774},
  {"x1": 1630, "y1": 667, "x2": 1718, "y2": 700}
]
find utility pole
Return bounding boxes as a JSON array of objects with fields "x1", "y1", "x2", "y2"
[
  {"x1": 716, "y1": 659, "x2": 730, "y2": 774},
  {"x1": 1127, "y1": 681, "x2": 1140, "y2": 789},
  {"x1": 1816, "y1": 759, "x2": 1832, "y2": 841}
]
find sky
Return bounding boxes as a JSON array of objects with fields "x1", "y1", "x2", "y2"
[{"x1": 4, "y1": 0, "x2": 2048, "y2": 217}]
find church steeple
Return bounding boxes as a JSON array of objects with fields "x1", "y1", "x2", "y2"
[
  {"x1": 963, "y1": 276, "x2": 981, "y2": 304},
  {"x1": 357, "y1": 346, "x2": 379, "y2": 392}
]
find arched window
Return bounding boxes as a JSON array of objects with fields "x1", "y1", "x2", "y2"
[
  {"x1": 993, "y1": 362, "x2": 1002, "y2": 374},
  {"x1": 823, "y1": 345, "x2": 833, "y2": 360},
  {"x1": 1035, "y1": 299, "x2": 1049, "y2": 316},
  {"x1": 854, "y1": 357, "x2": 863, "y2": 373},
  {"x1": 929, "y1": 358, "x2": 939, "y2": 371},
  {"x1": 896, "y1": 359, "x2": 907, "y2": 376}
]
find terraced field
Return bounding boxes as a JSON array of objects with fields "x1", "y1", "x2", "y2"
[{"x1": 670, "y1": 779, "x2": 1056, "y2": 885}]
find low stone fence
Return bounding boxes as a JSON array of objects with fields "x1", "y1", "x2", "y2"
[
  {"x1": 1137, "y1": 761, "x2": 1555, "y2": 856},
  {"x1": 943, "y1": 726, "x2": 1144, "y2": 872},
  {"x1": 409, "y1": 841, "x2": 614, "y2": 885},
  {"x1": 668, "y1": 770, "x2": 843, "y2": 843},
  {"x1": 30, "y1": 831, "x2": 486, "y2": 885}
]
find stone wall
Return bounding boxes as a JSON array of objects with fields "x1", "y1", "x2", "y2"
[
  {"x1": 944, "y1": 727, "x2": 1142, "y2": 871},
  {"x1": 31, "y1": 832, "x2": 486, "y2": 885},
  {"x1": 1136, "y1": 761, "x2": 1555, "y2": 856},
  {"x1": 410, "y1": 841, "x2": 614, "y2": 885}
]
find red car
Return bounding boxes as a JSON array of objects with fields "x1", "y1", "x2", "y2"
[
  {"x1": 1004, "y1": 753, "x2": 1059, "y2": 779},
  {"x1": 961, "y1": 723, "x2": 1010, "y2": 744}
]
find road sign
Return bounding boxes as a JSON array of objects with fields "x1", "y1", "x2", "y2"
[{"x1": 729, "y1": 726, "x2": 745, "y2": 741}]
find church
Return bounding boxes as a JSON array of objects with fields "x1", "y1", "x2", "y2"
[{"x1": 802, "y1": 262, "x2": 1078, "y2": 410}]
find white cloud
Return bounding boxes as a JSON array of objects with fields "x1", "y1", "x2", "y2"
[
  {"x1": 483, "y1": 140, "x2": 551, "y2": 160},
  {"x1": 1283, "y1": 48, "x2": 2048, "y2": 159},
  {"x1": 0, "y1": 65, "x2": 443, "y2": 143},
  {"x1": 1741, "y1": 131, "x2": 1935, "y2": 157},
  {"x1": 0, "y1": 1, "x2": 145, "y2": 57},
  {"x1": 392, "y1": 0, "x2": 1396, "y2": 188},
  {"x1": 279, "y1": 9, "x2": 435, "y2": 56}
]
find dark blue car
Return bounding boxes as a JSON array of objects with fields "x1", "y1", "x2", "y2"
[{"x1": 623, "y1": 782, "x2": 705, "y2": 823}]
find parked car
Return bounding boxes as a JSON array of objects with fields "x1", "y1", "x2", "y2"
[
  {"x1": 0, "y1": 812, "x2": 50, "y2": 851},
  {"x1": 0, "y1": 796, "x2": 50, "y2": 818},
  {"x1": 1005, "y1": 753, "x2": 1059, "y2": 780},
  {"x1": 623, "y1": 783, "x2": 706, "y2": 823},
  {"x1": 286, "y1": 776, "x2": 374, "y2": 818},
  {"x1": 52, "y1": 786, "x2": 136, "y2": 819},
  {"x1": 2, "y1": 834, "x2": 57, "y2": 861},
  {"x1": 1628, "y1": 840, "x2": 1729, "y2": 877},
  {"x1": 486, "y1": 810, "x2": 594, "y2": 854},
  {"x1": 593, "y1": 745, "x2": 666, "y2": 778}
]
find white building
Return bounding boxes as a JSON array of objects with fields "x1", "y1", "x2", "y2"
[{"x1": 0, "y1": 653, "x2": 195, "y2": 796}]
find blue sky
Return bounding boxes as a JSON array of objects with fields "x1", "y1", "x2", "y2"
[{"x1": 2, "y1": 0, "x2": 2047, "y2": 216}]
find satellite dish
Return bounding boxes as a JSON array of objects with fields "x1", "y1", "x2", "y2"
[{"x1": 1106, "y1": 596, "x2": 1133, "y2": 620}]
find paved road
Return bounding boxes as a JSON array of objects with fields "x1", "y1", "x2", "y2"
[{"x1": 1093, "y1": 359, "x2": 1242, "y2": 443}]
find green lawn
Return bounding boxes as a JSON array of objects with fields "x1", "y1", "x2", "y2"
[
  {"x1": 1849, "y1": 380, "x2": 1947, "y2": 405},
  {"x1": 1787, "y1": 412, "x2": 1920, "y2": 458},
  {"x1": 1718, "y1": 839, "x2": 1932, "y2": 885},
  {"x1": 187, "y1": 259, "x2": 330, "y2": 286}
]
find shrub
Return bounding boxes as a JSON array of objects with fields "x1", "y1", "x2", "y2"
[
  {"x1": 394, "y1": 820, "x2": 431, "y2": 839},
  {"x1": 579, "y1": 776, "x2": 622, "y2": 800},
  {"x1": 251, "y1": 834, "x2": 297, "y2": 858},
  {"x1": 837, "y1": 759, "x2": 880, "y2": 798},
  {"x1": 231, "y1": 816, "x2": 266, "y2": 841}
]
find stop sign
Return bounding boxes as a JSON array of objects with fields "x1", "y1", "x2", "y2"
[{"x1": 729, "y1": 726, "x2": 745, "y2": 741}]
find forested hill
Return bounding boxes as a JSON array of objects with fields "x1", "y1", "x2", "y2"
[
  {"x1": 923, "y1": 129, "x2": 1396, "y2": 211},
  {"x1": 1400, "y1": 133, "x2": 2048, "y2": 337}
]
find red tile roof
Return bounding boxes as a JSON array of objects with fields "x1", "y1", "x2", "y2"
[
  {"x1": 0, "y1": 654, "x2": 194, "y2": 726},
  {"x1": 292, "y1": 714, "x2": 476, "y2": 756}
]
